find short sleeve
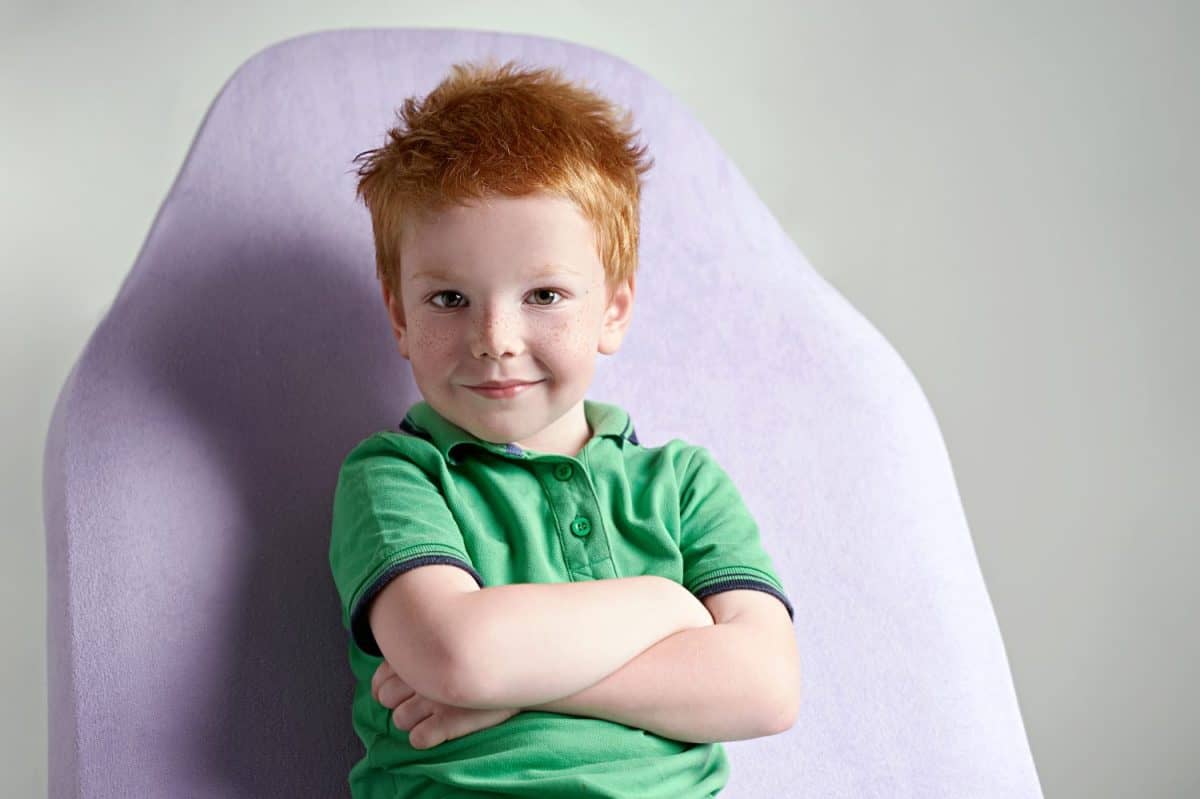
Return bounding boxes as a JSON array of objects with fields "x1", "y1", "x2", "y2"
[
  {"x1": 678, "y1": 445, "x2": 794, "y2": 621},
  {"x1": 328, "y1": 434, "x2": 485, "y2": 658}
]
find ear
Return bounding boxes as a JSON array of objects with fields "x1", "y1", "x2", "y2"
[
  {"x1": 597, "y1": 272, "x2": 635, "y2": 356},
  {"x1": 380, "y1": 280, "x2": 410, "y2": 361}
]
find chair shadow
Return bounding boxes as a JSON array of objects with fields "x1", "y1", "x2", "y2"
[{"x1": 121, "y1": 221, "x2": 408, "y2": 796}]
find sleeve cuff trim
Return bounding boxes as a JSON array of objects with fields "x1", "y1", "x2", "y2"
[
  {"x1": 349, "y1": 554, "x2": 485, "y2": 657},
  {"x1": 694, "y1": 578, "x2": 795, "y2": 622}
]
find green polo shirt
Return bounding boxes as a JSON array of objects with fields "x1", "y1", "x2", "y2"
[{"x1": 329, "y1": 397, "x2": 794, "y2": 799}]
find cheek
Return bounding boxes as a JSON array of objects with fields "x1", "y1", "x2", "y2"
[
  {"x1": 408, "y1": 320, "x2": 457, "y2": 353},
  {"x1": 536, "y1": 312, "x2": 593, "y2": 354}
]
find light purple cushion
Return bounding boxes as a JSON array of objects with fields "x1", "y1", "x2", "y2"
[{"x1": 44, "y1": 28, "x2": 1044, "y2": 798}]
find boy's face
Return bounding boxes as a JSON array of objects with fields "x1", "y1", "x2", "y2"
[{"x1": 382, "y1": 191, "x2": 635, "y2": 455}]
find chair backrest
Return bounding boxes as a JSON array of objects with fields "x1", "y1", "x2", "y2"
[{"x1": 44, "y1": 28, "x2": 1043, "y2": 798}]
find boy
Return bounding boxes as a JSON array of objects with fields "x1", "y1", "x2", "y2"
[{"x1": 329, "y1": 59, "x2": 800, "y2": 798}]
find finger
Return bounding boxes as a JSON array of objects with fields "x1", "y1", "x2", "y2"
[
  {"x1": 378, "y1": 673, "x2": 416, "y2": 710},
  {"x1": 370, "y1": 660, "x2": 395, "y2": 700},
  {"x1": 392, "y1": 694, "x2": 433, "y2": 736},
  {"x1": 408, "y1": 712, "x2": 449, "y2": 751}
]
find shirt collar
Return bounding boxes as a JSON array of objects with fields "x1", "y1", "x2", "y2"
[{"x1": 398, "y1": 398, "x2": 639, "y2": 465}]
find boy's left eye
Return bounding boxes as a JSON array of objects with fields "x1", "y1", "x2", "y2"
[{"x1": 529, "y1": 288, "x2": 563, "y2": 306}]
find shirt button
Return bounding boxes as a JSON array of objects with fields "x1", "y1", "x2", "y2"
[
  {"x1": 570, "y1": 517, "x2": 591, "y2": 537},
  {"x1": 554, "y1": 463, "x2": 574, "y2": 481}
]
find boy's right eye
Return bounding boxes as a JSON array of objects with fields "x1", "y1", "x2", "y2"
[{"x1": 428, "y1": 291, "x2": 465, "y2": 309}]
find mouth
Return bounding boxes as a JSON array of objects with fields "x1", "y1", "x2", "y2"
[{"x1": 465, "y1": 379, "x2": 544, "y2": 399}]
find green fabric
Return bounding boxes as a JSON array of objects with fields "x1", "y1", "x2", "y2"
[{"x1": 329, "y1": 398, "x2": 793, "y2": 798}]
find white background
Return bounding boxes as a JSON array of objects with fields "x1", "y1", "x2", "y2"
[{"x1": 4, "y1": 1, "x2": 1197, "y2": 796}]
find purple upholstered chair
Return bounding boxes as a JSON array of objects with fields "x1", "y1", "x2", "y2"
[{"x1": 43, "y1": 28, "x2": 1044, "y2": 798}]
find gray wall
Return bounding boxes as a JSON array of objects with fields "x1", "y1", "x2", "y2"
[{"x1": 5, "y1": 2, "x2": 1196, "y2": 796}]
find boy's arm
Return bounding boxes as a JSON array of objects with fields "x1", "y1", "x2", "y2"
[
  {"x1": 524, "y1": 589, "x2": 801, "y2": 743},
  {"x1": 445, "y1": 575, "x2": 712, "y2": 709}
]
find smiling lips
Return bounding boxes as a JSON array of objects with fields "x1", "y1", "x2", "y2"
[{"x1": 466, "y1": 379, "x2": 543, "y2": 399}]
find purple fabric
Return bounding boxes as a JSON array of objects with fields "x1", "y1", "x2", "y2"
[{"x1": 43, "y1": 28, "x2": 1043, "y2": 798}]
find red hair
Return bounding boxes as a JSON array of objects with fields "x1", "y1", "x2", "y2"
[{"x1": 351, "y1": 58, "x2": 654, "y2": 303}]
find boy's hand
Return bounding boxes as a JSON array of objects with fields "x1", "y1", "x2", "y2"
[{"x1": 370, "y1": 659, "x2": 520, "y2": 750}]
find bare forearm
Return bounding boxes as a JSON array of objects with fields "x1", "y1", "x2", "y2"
[
  {"x1": 450, "y1": 576, "x2": 708, "y2": 709},
  {"x1": 524, "y1": 621, "x2": 793, "y2": 743}
]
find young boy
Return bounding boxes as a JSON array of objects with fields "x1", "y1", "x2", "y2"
[{"x1": 329, "y1": 59, "x2": 800, "y2": 798}]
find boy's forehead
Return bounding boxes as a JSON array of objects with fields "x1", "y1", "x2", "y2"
[
  {"x1": 409, "y1": 262, "x2": 586, "y2": 283},
  {"x1": 397, "y1": 192, "x2": 603, "y2": 285}
]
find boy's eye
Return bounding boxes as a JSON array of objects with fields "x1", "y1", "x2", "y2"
[
  {"x1": 529, "y1": 288, "x2": 563, "y2": 306},
  {"x1": 429, "y1": 290, "x2": 465, "y2": 309},
  {"x1": 427, "y1": 289, "x2": 564, "y2": 309}
]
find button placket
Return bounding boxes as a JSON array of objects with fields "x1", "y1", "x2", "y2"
[{"x1": 536, "y1": 457, "x2": 615, "y2": 580}]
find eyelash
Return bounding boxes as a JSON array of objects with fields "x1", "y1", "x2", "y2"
[{"x1": 426, "y1": 288, "x2": 566, "y2": 310}]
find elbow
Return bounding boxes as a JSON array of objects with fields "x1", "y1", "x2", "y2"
[
  {"x1": 760, "y1": 672, "x2": 802, "y2": 735},
  {"x1": 436, "y1": 621, "x2": 494, "y2": 708},
  {"x1": 761, "y1": 694, "x2": 800, "y2": 736},
  {"x1": 441, "y1": 596, "x2": 522, "y2": 709},
  {"x1": 373, "y1": 626, "x2": 480, "y2": 708},
  {"x1": 376, "y1": 646, "x2": 468, "y2": 708},
  {"x1": 439, "y1": 654, "x2": 488, "y2": 708}
]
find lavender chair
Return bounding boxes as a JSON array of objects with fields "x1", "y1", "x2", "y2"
[{"x1": 44, "y1": 28, "x2": 1044, "y2": 798}]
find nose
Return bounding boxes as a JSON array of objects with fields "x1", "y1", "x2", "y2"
[{"x1": 470, "y1": 302, "x2": 523, "y2": 360}]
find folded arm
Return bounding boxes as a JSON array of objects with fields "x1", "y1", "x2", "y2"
[
  {"x1": 442, "y1": 578, "x2": 800, "y2": 743},
  {"x1": 443, "y1": 575, "x2": 712, "y2": 709},
  {"x1": 525, "y1": 588, "x2": 801, "y2": 742}
]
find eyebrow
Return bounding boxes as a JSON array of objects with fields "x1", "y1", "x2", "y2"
[{"x1": 410, "y1": 264, "x2": 583, "y2": 282}]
